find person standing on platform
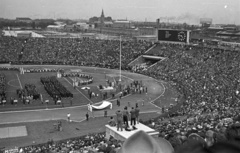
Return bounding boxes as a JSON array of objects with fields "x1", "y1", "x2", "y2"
[
  {"x1": 122, "y1": 106, "x2": 130, "y2": 130},
  {"x1": 135, "y1": 105, "x2": 140, "y2": 124},
  {"x1": 130, "y1": 107, "x2": 136, "y2": 128},
  {"x1": 116, "y1": 109, "x2": 123, "y2": 131}
]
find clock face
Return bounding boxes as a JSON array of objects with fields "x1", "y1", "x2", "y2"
[
  {"x1": 158, "y1": 30, "x2": 188, "y2": 43},
  {"x1": 178, "y1": 31, "x2": 186, "y2": 41}
]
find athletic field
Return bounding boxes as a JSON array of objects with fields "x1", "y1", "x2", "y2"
[{"x1": 0, "y1": 65, "x2": 178, "y2": 148}]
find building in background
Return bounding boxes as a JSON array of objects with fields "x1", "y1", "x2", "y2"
[
  {"x1": 138, "y1": 27, "x2": 156, "y2": 35},
  {"x1": 89, "y1": 10, "x2": 113, "y2": 28},
  {"x1": 47, "y1": 25, "x2": 65, "y2": 31},
  {"x1": 16, "y1": 17, "x2": 32, "y2": 23},
  {"x1": 75, "y1": 22, "x2": 90, "y2": 30},
  {"x1": 112, "y1": 20, "x2": 132, "y2": 28},
  {"x1": 64, "y1": 25, "x2": 75, "y2": 32},
  {"x1": 134, "y1": 35, "x2": 157, "y2": 42},
  {"x1": 200, "y1": 18, "x2": 212, "y2": 28}
]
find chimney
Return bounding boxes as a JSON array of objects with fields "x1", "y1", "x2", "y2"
[{"x1": 156, "y1": 18, "x2": 160, "y2": 28}]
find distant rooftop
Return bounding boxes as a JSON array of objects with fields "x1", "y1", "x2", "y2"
[
  {"x1": 207, "y1": 27, "x2": 224, "y2": 30},
  {"x1": 16, "y1": 17, "x2": 32, "y2": 20},
  {"x1": 76, "y1": 22, "x2": 87, "y2": 25},
  {"x1": 104, "y1": 21, "x2": 113, "y2": 24},
  {"x1": 114, "y1": 20, "x2": 130, "y2": 23}
]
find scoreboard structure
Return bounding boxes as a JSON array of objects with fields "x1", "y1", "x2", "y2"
[{"x1": 157, "y1": 29, "x2": 190, "y2": 44}]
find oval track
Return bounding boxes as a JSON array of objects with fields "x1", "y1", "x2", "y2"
[{"x1": 0, "y1": 65, "x2": 165, "y2": 124}]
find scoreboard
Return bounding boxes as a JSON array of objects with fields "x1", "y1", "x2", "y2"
[{"x1": 157, "y1": 29, "x2": 190, "y2": 43}]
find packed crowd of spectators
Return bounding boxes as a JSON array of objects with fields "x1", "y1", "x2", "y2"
[
  {"x1": 0, "y1": 37, "x2": 22, "y2": 63},
  {"x1": 131, "y1": 63, "x2": 148, "y2": 72},
  {"x1": 0, "y1": 73, "x2": 7, "y2": 105},
  {"x1": 0, "y1": 37, "x2": 152, "y2": 70},
  {"x1": 19, "y1": 132, "x2": 122, "y2": 153},
  {"x1": 140, "y1": 42, "x2": 240, "y2": 150},
  {"x1": 1, "y1": 36, "x2": 240, "y2": 152},
  {"x1": 0, "y1": 73, "x2": 6, "y2": 96},
  {"x1": 144, "y1": 43, "x2": 240, "y2": 118}
]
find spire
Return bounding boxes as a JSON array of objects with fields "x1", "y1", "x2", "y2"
[{"x1": 101, "y1": 9, "x2": 105, "y2": 18}]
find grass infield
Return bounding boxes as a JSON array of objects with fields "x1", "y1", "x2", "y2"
[{"x1": 1, "y1": 69, "x2": 130, "y2": 112}]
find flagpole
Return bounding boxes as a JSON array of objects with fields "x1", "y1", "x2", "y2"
[{"x1": 119, "y1": 35, "x2": 122, "y2": 82}]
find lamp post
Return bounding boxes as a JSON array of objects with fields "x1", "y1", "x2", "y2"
[{"x1": 119, "y1": 35, "x2": 122, "y2": 82}]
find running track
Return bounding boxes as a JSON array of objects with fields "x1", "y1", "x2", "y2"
[{"x1": 0, "y1": 65, "x2": 165, "y2": 124}]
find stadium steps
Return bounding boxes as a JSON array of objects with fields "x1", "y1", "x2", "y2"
[
  {"x1": 128, "y1": 44, "x2": 156, "y2": 67},
  {"x1": 128, "y1": 44, "x2": 166, "y2": 70}
]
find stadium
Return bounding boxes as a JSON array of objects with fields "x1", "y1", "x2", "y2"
[
  {"x1": 1, "y1": 3, "x2": 240, "y2": 153},
  {"x1": 1, "y1": 27, "x2": 240, "y2": 153}
]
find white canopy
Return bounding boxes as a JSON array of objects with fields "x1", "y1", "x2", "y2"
[{"x1": 88, "y1": 101, "x2": 112, "y2": 112}]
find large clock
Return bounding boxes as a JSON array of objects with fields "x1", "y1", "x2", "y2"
[
  {"x1": 158, "y1": 30, "x2": 188, "y2": 43},
  {"x1": 178, "y1": 31, "x2": 186, "y2": 41}
]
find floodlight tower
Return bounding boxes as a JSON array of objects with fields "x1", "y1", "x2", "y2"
[{"x1": 119, "y1": 35, "x2": 122, "y2": 82}]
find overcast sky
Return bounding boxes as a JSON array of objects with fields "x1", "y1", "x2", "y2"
[{"x1": 0, "y1": 0, "x2": 239, "y2": 24}]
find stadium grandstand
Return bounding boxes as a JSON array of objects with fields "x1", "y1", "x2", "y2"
[{"x1": 1, "y1": 26, "x2": 240, "y2": 153}]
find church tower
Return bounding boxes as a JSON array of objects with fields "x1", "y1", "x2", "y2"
[
  {"x1": 101, "y1": 9, "x2": 105, "y2": 18},
  {"x1": 100, "y1": 9, "x2": 105, "y2": 24}
]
